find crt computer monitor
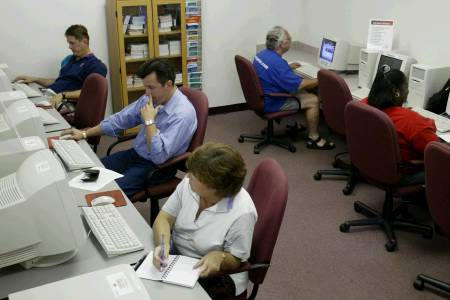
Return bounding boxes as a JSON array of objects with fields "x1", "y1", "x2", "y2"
[
  {"x1": 318, "y1": 37, "x2": 360, "y2": 71},
  {"x1": 0, "y1": 136, "x2": 46, "y2": 177},
  {"x1": 0, "y1": 149, "x2": 86, "y2": 269},
  {"x1": 372, "y1": 51, "x2": 417, "y2": 83},
  {"x1": 0, "y1": 98, "x2": 46, "y2": 142},
  {"x1": 0, "y1": 68, "x2": 12, "y2": 92}
]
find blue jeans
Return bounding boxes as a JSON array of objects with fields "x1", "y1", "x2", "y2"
[{"x1": 101, "y1": 148, "x2": 157, "y2": 198}]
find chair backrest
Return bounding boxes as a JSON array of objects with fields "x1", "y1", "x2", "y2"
[
  {"x1": 318, "y1": 69, "x2": 353, "y2": 136},
  {"x1": 179, "y1": 87, "x2": 209, "y2": 152},
  {"x1": 73, "y1": 73, "x2": 108, "y2": 129},
  {"x1": 247, "y1": 158, "x2": 288, "y2": 284},
  {"x1": 344, "y1": 101, "x2": 402, "y2": 184},
  {"x1": 425, "y1": 142, "x2": 450, "y2": 237},
  {"x1": 234, "y1": 55, "x2": 265, "y2": 112}
]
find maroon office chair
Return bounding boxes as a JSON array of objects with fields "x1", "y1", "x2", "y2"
[
  {"x1": 222, "y1": 158, "x2": 288, "y2": 300},
  {"x1": 59, "y1": 73, "x2": 108, "y2": 152},
  {"x1": 339, "y1": 101, "x2": 432, "y2": 252},
  {"x1": 313, "y1": 69, "x2": 358, "y2": 195},
  {"x1": 106, "y1": 87, "x2": 209, "y2": 225},
  {"x1": 235, "y1": 55, "x2": 299, "y2": 154},
  {"x1": 414, "y1": 142, "x2": 450, "y2": 294}
]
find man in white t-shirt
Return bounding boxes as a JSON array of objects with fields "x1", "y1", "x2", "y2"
[{"x1": 152, "y1": 143, "x2": 258, "y2": 299}]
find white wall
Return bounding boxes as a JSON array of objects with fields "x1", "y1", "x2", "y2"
[
  {"x1": 3, "y1": 1, "x2": 448, "y2": 109},
  {"x1": 202, "y1": 0, "x2": 303, "y2": 107},
  {"x1": 0, "y1": 0, "x2": 112, "y2": 113},
  {"x1": 300, "y1": 0, "x2": 450, "y2": 66}
]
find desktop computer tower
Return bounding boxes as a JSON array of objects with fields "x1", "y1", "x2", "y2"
[
  {"x1": 358, "y1": 49, "x2": 379, "y2": 89},
  {"x1": 407, "y1": 64, "x2": 450, "y2": 108}
]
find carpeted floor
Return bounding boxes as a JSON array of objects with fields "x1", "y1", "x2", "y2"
[{"x1": 97, "y1": 110, "x2": 450, "y2": 300}]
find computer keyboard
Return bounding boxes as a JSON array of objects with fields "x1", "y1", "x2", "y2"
[
  {"x1": 82, "y1": 204, "x2": 144, "y2": 257},
  {"x1": 37, "y1": 107, "x2": 59, "y2": 125},
  {"x1": 12, "y1": 82, "x2": 43, "y2": 98},
  {"x1": 52, "y1": 139, "x2": 95, "y2": 170},
  {"x1": 411, "y1": 107, "x2": 450, "y2": 133},
  {"x1": 294, "y1": 63, "x2": 320, "y2": 79},
  {"x1": 351, "y1": 87, "x2": 370, "y2": 101}
]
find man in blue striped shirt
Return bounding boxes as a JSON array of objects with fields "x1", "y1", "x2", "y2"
[{"x1": 62, "y1": 59, "x2": 197, "y2": 197}]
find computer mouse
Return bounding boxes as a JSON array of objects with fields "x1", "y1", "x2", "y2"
[{"x1": 91, "y1": 196, "x2": 116, "y2": 206}]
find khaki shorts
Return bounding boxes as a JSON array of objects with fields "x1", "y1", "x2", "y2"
[{"x1": 280, "y1": 92, "x2": 317, "y2": 111}]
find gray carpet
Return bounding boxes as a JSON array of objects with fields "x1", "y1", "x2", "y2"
[{"x1": 97, "y1": 110, "x2": 450, "y2": 299}]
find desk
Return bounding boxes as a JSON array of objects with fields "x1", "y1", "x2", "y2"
[
  {"x1": 256, "y1": 41, "x2": 360, "y2": 90},
  {"x1": 42, "y1": 108, "x2": 71, "y2": 133},
  {"x1": 0, "y1": 138, "x2": 210, "y2": 300}
]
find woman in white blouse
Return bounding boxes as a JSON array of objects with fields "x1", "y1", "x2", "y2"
[{"x1": 152, "y1": 143, "x2": 258, "y2": 299}]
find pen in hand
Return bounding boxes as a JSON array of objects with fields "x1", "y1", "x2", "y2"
[{"x1": 159, "y1": 234, "x2": 166, "y2": 272}]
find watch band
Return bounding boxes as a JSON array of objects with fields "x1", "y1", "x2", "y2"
[
  {"x1": 145, "y1": 119, "x2": 155, "y2": 126},
  {"x1": 82, "y1": 131, "x2": 87, "y2": 139}
]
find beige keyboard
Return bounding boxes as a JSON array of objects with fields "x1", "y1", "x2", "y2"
[{"x1": 412, "y1": 107, "x2": 450, "y2": 133}]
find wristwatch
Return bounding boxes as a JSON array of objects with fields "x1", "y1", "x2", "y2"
[{"x1": 144, "y1": 119, "x2": 155, "y2": 126}]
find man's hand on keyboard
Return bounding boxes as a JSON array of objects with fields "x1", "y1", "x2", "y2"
[
  {"x1": 51, "y1": 93, "x2": 64, "y2": 108},
  {"x1": 289, "y1": 62, "x2": 301, "y2": 69},
  {"x1": 13, "y1": 75, "x2": 35, "y2": 83},
  {"x1": 61, "y1": 128, "x2": 84, "y2": 141}
]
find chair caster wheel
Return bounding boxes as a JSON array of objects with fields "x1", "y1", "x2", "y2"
[
  {"x1": 353, "y1": 202, "x2": 362, "y2": 213},
  {"x1": 254, "y1": 148, "x2": 260, "y2": 154},
  {"x1": 313, "y1": 173, "x2": 322, "y2": 180},
  {"x1": 385, "y1": 241, "x2": 397, "y2": 252},
  {"x1": 339, "y1": 223, "x2": 350, "y2": 232},
  {"x1": 342, "y1": 186, "x2": 352, "y2": 195},
  {"x1": 289, "y1": 145, "x2": 296, "y2": 153},
  {"x1": 413, "y1": 279, "x2": 424, "y2": 290},
  {"x1": 238, "y1": 136, "x2": 244, "y2": 143}
]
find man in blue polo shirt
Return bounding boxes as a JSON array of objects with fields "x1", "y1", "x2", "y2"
[
  {"x1": 14, "y1": 24, "x2": 107, "y2": 107},
  {"x1": 253, "y1": 26, "x2": 334, "y2": 150}
]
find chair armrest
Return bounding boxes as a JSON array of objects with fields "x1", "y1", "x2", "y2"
[
  {"x1": 106, "y1": 134, "x2": 138, "y2": 156},
  {"x1": 212, "y1": 261, "x2": 270, "y2": 276},
  {"x1": 157, "y1": 152, "x2": 191, "y2": 169},
  {"x1": 267, "y1": 92, "x2": 293, "y2": 98}
]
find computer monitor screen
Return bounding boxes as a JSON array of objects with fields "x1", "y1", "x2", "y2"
[
  {"x1": 320, "y1": 38, "x2": 336, "y2": 63},
  {"x1": 377, "y1": 54, "x2": 403, "y2": 71},
  {"x1": 0, "y1": 149, "x2": 86, "y2": 269}
]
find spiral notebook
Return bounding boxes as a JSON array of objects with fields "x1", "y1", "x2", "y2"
[{"x1": 135, "y1": 251, "x2": 200, "y2": 288}]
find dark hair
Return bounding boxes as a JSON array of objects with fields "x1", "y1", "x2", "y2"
[
  {"x1": 65, "y1": 24, "x2": 89, "y2": 42},
  {"x1": 186, "y1": 143, "x2": 247, "y2": 198},
  {"x1": 136, "y1": 59, "x2": 175, "y2": 85},
  {"x1": 368, "y1": 66, "x2": 407, "y2": 109}
]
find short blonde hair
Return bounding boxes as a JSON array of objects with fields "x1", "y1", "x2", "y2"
[{"x1": 186, "y1": 143, "x2": 246, "y2": 198}]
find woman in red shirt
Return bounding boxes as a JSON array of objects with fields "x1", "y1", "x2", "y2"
[{"x1": 366, "y1": 65, "x2": 439, "y2": 184}]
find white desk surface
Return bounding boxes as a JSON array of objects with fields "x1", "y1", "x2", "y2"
[
  {"x1": 0, "y1": 138, "x2": 210, "y2": 300},
  {"x1": 42, "y1": 108, "x2": 71, "y2": 133}
]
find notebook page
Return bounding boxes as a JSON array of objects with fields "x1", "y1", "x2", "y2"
[
  {"x1": 162, "y1": 255, "x2": 200, "y2": 288},
  {"x1": 135, "y1": 251, "x2": 176, "y2": 281}
]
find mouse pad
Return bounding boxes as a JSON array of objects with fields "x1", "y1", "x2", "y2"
[{"x1": 85, "y1": 190, "x2": 127, "y2": 207}]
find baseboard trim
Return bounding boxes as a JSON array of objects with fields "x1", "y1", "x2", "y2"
[{"x1": 209, "y1": 103, "x2": 249, "y2": 115}]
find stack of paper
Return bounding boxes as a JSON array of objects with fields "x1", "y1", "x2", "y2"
[
  {"x1": 159, "y1": 14, "x2": 173, "y2": 32},
  {"x1": 175, "y1": 73, "x2": 183, "y2": 84},
  {"x1": 169, "y1": 40, "x2": 181, "y2": 55},
  {"x1": 127, "y1": 16, "x2": 146, "y2": 35},
  {"x1": 159, "y1": 43, "x2": 169, "y2": 56},
  {"x1": 127, "y1": 74, "x2": 144, "y2": 88},
  {"x1": 126, "y1": 43, "x2": 148, "y2": 60}
]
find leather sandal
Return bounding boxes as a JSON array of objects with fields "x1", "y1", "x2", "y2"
[{"x1": 306, "y1": 136, "x2": 335, "y2": 150}]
